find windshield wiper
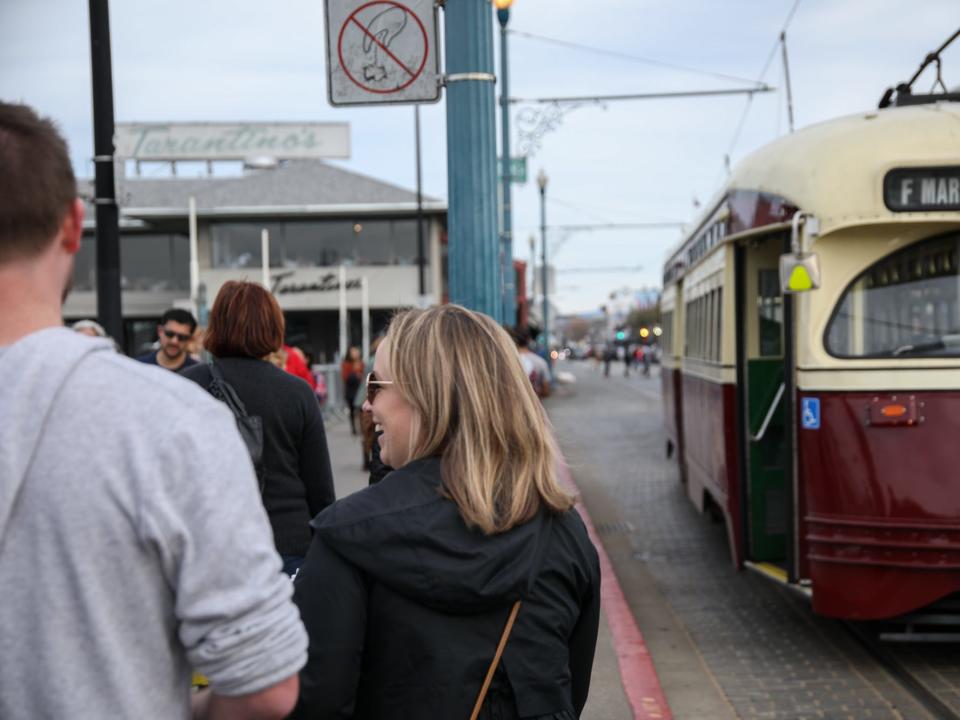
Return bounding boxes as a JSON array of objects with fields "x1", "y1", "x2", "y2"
[{"x1": 891, "y1": 339, "x2": 946, "y2": 356}]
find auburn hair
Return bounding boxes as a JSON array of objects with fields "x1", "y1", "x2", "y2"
[
  {"x1": 203, "y1": 281, "x2": 285, "y2": 359},
  {"x1": 383, "y1": 304, "x2": 574, "y2": 534}
]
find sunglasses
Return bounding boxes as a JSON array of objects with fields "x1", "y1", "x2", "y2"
[
  {"x1": 366, "y1": 371, "x2": 393, "y2": 403},
  {"x1": 162, "y1": 328, "x2": 192, "y2": 343}
]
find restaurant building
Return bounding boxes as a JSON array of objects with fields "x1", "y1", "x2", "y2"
[{"x1": 68, "y1": 159, "x2": 447, "y2": 360}]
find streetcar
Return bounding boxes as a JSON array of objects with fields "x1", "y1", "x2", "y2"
[{"x1": 661, "y1": 92, "x2": 960, "y2": 622}]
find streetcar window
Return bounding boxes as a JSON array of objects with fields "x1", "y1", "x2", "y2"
[
  {"x1": 683, "y1": 291, "x2": 723, "y2": 362},
  {"x1": 661, "y1": 310, "x2": 674, "y2": 357},
  {"x1": 758, "y1": 270, "x2": 782, "y2": 357},
  {"x1": 825, "y1": 233, "x2": 960, "y2": 358},
  {"x1": 714, "y1": 288, "x2": 723, "y2": 361}
]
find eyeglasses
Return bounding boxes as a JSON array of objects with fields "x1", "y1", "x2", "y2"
[
  {"x1": 162, "y1": 328, "x2": 192, "y2": 343},
  {"x1": 366, "y1": 371, "x2": 393, "y2": 403}
]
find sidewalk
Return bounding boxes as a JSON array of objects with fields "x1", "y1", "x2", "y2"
[{"x1": 323, "y1": 415, "x2": 636, "y2": 720}]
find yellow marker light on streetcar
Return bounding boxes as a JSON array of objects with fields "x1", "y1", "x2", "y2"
[
  {"x1": 787, "y1": 265, "x2": 814, "y2": 292},
  {"x1": 780, "y1": 252, "x2": 821, "y2": 294}
]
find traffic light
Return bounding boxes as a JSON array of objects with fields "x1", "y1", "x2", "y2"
[{"x1": 615, "y1": 329, "x2": 626, "y2": 341}]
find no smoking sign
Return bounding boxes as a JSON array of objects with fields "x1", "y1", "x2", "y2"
[{"x1": 325, "y1": 0, "x2": 441, "y2": 106}]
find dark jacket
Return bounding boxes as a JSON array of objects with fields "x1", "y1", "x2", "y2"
[
  {"x1": 290, "y1": 457, "x2": 601, "y2": 720},
  {"x1": 181, "y1": 357, "x2": 335, "y2": 556},
  {"x1": 366, "y1": 433, "x2": 392, "y2": 485}
]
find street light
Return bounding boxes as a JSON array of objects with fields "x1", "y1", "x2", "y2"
[
  {"x1": 537, "y1": 168, "x2": 550, "y2": 366},
  {"x1": 495, "y1": 0, "x2": 515, "y2": 326}
]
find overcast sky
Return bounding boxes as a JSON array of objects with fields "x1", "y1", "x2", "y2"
[{"x1": 2, "y1": 0, "x2": 958, "y2": 314}]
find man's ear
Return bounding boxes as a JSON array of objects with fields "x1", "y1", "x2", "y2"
[{"x1": 60, "y1": 198, "x2": 84, "y2": 255}]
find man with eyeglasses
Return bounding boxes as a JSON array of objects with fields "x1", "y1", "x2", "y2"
[{"x1": 138, "y1": 308, "x2": 198, "y2": 371}]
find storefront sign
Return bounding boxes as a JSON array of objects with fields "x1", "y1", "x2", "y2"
[
  {"x1": 115, "y1": 123, "x2": 350, "y2": 161},
  {"x1": 271, "y1": 270, "x2": 362, "y2": 295},
  {"x1": 884, "y1": 166, "x2": 960, "y2": 212}
]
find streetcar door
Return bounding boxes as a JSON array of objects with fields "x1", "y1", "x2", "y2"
[{"x1": 738, "y1": 233, "x2": 788, "y2": 562}]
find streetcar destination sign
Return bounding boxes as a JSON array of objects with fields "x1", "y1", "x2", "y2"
[{"x1": 884, "y1": 166, "x2": 960, "y2": 212}]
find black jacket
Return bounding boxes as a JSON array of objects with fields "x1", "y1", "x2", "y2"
[
  {"x1": 290, "y1": 457, "x2": 600, "y2": 720},
  {"x1": 181, "y1": 357, "x2": 335, "y2": 556}
]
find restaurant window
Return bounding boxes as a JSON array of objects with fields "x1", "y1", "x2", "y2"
[
  {"x1": 211, "y1": 219, "x2": 423, "y2": 269},
  {"x1": 73, "y1": 233, "x2": 189, "y2": 292}
]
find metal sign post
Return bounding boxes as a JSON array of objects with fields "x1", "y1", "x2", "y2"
[{"x1": 325, "y1": 0, "x2": 442, "y2": 106}]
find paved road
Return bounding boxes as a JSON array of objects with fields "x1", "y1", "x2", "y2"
[{"x1": 546, "y1": 361, "x2": 951, "y2": 720}]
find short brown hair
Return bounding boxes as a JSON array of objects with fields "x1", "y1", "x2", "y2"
[
  {"x1": 203, "y1": 281, "x2": 285, "y2": 359},
  {"x1": 0, "y1": 102, "x2": 77, "y2": 262}
]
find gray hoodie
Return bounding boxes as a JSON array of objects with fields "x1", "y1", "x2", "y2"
[{"x1": 0, "y1": 328, "x2": 307, "y2": 719}]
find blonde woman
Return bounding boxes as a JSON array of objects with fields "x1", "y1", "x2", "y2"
[{"x1": 290, "y1": 305, "x2": 600, "y2": 720}]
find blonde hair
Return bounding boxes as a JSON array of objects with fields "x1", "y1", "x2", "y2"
[{"x1": 384, "y1": 305, "x2": 574, "y2": 534}]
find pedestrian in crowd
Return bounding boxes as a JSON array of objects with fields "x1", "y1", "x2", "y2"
[
  {"x1": 623, "y1": 342, "x2": 633, "y2": 377},
  {"x1": 360, "y1": 336, "x2": 382, "y2": 472},
  {"x1": 512, "y1": 325, "x2": 551, "y2": 398},
  {"x1": 181, "y1": 280, "x2": 335, "y2": 577},
  {"x1": 71, "y1": 318, "x2": 120, "y2": 351},
  {"x1": 284, "y1": 343, "x2": 317, "y2": 391},
  {"x1": 137, "y1": 307, "x2": 198, "y2": 371},
  {"x1": 341, "y1": 345, "x2": 364, "y2": 435},
  {"x1": 603, "y1": 344, "x2": 614, "y2": 377},
  {"x1": 0, "y1": 101, "x2": 305, "y2": 719},
  {"x1": 71, "y1": 318, "x2": 106, "y2": 338},
  {"x1": 291, "y1": 304, "x2": 600, "y2": 720},
  {"x1": 639, "y1": 345, "x2": 651, "y2": 376}
]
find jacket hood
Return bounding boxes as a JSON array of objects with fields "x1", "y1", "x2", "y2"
[
  {"x1": 0, "y1": 327, "x2": 113, "y2": 542},
  {"x1": 311, "y1": 457, "x2": 553, "y2": 613}
]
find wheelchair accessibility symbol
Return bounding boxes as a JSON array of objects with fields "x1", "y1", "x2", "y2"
[{"x1": 801, "y1": 397, "x2": 820, "y2": 430}]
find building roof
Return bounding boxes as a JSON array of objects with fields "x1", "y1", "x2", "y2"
[{"x1": 80, "y1": 160, "x2": 444, "y2": 221}]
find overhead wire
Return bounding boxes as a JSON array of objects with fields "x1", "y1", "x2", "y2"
[
  {"x1": 714, "y1": 0, "x2": 804, "y2": 187},
  {"x1": 508, "y1": 29, "x2": 765, "y2": 88}
]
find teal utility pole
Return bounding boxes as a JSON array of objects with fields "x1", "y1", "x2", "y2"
[
  {"x1": 538, "y1": 169, "x2": 550, "y2": 367},
  {"x1": 444, "y1": 0, "x2": 502, "y2": 320},
  {"x1": 496, "y1": 0, "x2": 516, "y2": 326}
]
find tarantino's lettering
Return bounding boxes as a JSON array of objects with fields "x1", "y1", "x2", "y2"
[{"x1": 270, "y1": 271, "x2": 363, "y2": 295}]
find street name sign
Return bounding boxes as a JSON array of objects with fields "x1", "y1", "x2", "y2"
[
  {"x1": 499, "y1": 156, "x2": 527, "y2": 184},
  {"x1": 115, "y1": 123, "x2": 350, "y2": 161},
  {"x1": 325, "y1": 0, "x2": 441, "y2": 106}
]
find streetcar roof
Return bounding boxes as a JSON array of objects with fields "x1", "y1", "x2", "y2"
[
  {"x1": 664, "y1": 102, "x2": 960, "y2": 283},
  {"x1": 731, "y1": 102, "x2": 960, "y2": 222}
]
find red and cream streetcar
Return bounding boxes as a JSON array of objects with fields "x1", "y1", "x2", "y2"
[{"x1": 661, "y1": 89, "x2": 960, "y2": 622}]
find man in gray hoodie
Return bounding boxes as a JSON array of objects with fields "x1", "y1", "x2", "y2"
[{"x1": 0, "y1": 103, "x2": 308, "y2": 718}]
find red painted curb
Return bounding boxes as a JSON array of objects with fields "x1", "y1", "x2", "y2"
[{"x1": 558, "y1": 460, "x2": 673, "y2": 720}]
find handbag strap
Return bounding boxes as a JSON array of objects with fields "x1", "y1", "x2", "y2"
[
  {"x1": 469, "y1": 600, "x2": 522, "y2": 720},
  {"x1": 208, "y1": 361, "x2": 250, "y2": 418}
]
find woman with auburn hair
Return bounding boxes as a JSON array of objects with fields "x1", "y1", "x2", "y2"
[
  {"x1": 181, "y1": 281, "x2": 335, "y2": 576},
  {"x1": 291, "y1": 304, "x2": 600, "y2": 720}
]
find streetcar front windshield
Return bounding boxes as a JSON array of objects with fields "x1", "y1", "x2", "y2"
[{"x1": 826, "y1": 232, "x2": 960, "y2": 358}]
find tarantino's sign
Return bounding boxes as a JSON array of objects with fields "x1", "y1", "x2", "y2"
[
  {"x1": 115, "y1": 122, "x2": 351, "y2": 161},
  {"x1": 884, "y1": 166, "x2": 960, "y2": 212},
  {"x1": 270, "y1": 271, "x2": 362, "y2": 295}
]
